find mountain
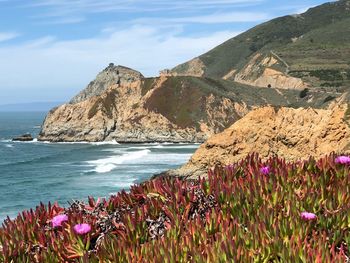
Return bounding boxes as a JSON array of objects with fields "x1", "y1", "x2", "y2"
[
  {"x1": 168, "y1": 104, "x2": 350, "y2": 178},
  {"x1": 39, "y1": 0, "x2": 349, "y2": 143},
  {"x1": 39, "y1": 64, "x2": 337, "y2": 142},
  {"x1": 0, "y1": 102, "x2": 63, "y2": 112},
  {"x1": 171, "y1": 0, "x2": 350, "y2": 90}
]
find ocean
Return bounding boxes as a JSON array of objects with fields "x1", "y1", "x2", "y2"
[{"x1": 0, "y1": 112, "x2": 198, "y2": 222}]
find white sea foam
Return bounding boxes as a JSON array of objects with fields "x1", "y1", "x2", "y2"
[
  {"x1": 5, "y1": 144, "x2": 13, "y2": 148},
  {"x1": 87, "y1": 149, "x2": 151, "y2": 173},
  {"x1": 34, "y1": 139, "x2": 119, "y2": 145},
  {"x1": 15, "y1": 138, "x2": 38, "y2": 143},
  {"x1": 90, "y1": 140, "x2": 119, "y2": 145},
  {"x1": 114, "y1": 181, "x2": 136, "y2": 188},
  {"x1": 141, "y1": 153, "x2": 193, "y2": 165},
  {"x1": 151, "y1": 144, "x2": 164, "y2": 149}
]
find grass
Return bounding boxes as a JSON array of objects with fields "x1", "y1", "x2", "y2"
[
  {"x1": 142, "y1": 76, "x2": 341, "y2": 131},
  {"x1": 171, "y1": 0, "x2": 350, "y2": 88},
  {"x1": 1, "y1": 153, "x2": 349, "y2": 262},
  {"x1": 87, "y1": 89, "x2": 118, "y2": 119}
]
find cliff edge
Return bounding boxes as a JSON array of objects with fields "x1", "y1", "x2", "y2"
[{"x1": 169, "y1": 105, "x2": 350, "y2": 178}]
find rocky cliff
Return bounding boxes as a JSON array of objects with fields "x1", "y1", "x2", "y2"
[
  {"x1": 70, "y1": 63, "x2": 144, "y2": 104},
  {"x1": 169, "y1": 105, "x2": 350, "y2": 178},
  {"x1": 39, "y1": 76, "x2": 247, "y2": 142},
  {"x1": 38, "y1": 65, "x2": 337, "y2": 143}
]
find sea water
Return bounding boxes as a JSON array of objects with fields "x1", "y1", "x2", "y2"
[{"x1": 0, "y1": 112, "x2": 198, "y2": 222}]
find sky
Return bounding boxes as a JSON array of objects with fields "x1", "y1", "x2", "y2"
[{"x1": 0, "y1": 0, "x2": 335, "y2": 105}]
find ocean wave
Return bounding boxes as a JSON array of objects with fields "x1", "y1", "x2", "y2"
[
  {"x1": 86, "y1": 149, "x2": 151, "y2": 173},
  {"x1": 114, "y1": 181, "x2": 135, "y2": 188},
  {"x1": 39, "y1": 140, "x2": 120, "y2": 145},
  {"x1": 0, "y1": 147, "x2": 83, "y2": 167},
  {"x1": 10, "y1": 138, "x2": 38, "y2": 144},
  {"x1": 5, "y1": 144, "x2": 13, "y2": 148},
  {"x1": 142, "y1": 153, "x2": 193, "y2": 165}
]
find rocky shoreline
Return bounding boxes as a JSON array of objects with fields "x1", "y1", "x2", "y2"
[{"x1": 165, "y1": 105, "x2": 350, "y2": 179}]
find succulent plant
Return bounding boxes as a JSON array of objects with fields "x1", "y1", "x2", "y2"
[{"x1": 1, "y1": 153, "x2": 349, "y2": 262}]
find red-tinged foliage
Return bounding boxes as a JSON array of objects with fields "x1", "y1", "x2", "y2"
[{"x1": 0, "y1": 153, "x2": 349, "y2": 262}]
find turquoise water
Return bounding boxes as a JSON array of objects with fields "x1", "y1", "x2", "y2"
[{"x1": 0, "y1": 112, "x2": 198, "y2": 222}]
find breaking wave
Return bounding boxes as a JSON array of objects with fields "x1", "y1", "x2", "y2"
[{"x1": 86, "y1": 149, "x2": 151, "y2": 173}]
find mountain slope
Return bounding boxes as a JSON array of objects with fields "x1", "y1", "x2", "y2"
[
  {"x1": 171, "y1": 0, "x2": 350, "y2": 89},
  {"x1": 38, "y1": 66, "x2": 337, "y2": 142},
  {"x1": 39, "y1": 1, "x2": 349, "y2": 143}
]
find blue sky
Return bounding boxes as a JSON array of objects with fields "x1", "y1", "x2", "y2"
[{"x1": 0, "y1": 0, "x2": 334, "y2": 104}]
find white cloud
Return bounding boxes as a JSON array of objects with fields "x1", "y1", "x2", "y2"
[
  {"x1": 0, "y1": 25, "x2": 240, "y2": 102},
  {"x1": 133, "y1": 11, "x2": 268, "y2": 25},
  {"x1": 25, "y1": 0, "x2": 264, "y2": 22},
  {"x1": 0, "y1": 32, "x2": 19, "y2": 42}
]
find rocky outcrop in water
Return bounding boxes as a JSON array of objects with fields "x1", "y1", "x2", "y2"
[
  {"x1": 12, "y1": 134, "x2": 33, "y2": 142},
  {"x1": 169, "y1": 105, "x2": 350, "y2": 178}
]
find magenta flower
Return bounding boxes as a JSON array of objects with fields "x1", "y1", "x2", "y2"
[
  {"x1": 335, "y1": 156, "x2": 350, "y2": 165},
  {"x1": 260, "y1": 166, "x2": 270, "y2": 175},
  {"x1": 300, "y1": 212, "x2": 317, "y2": 221},
  {"x1": 73, "y1": 223, "x2": 91, "y2": 235},
  {"x1": 51, "y1": 214, "x2": 68, "y2": 227}
]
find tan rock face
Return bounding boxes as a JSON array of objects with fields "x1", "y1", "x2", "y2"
[
  {"x1": 70, "y1": 64, "x2": 144, "y2": 104},
  {"x1": 172, "y1": 105, "x2": 350, "y2": 178},
  {"x1": 170, "y1": 58, "x2": 205, "y2": 77},
  {"x1": 234, "y1": 53, "x2": 309, "y2": 90},
  {"x1": 38, "y1": 77, "x2": 248, "y2": 143}
]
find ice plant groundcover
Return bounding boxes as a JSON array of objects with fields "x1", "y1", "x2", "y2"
[{"x1": 0, "y1": 153, "x2": 349, "y2": 262}]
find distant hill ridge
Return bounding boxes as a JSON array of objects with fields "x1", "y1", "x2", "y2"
[{"x1": 171, "y1": 0, "x2": 350, "y2": 89}]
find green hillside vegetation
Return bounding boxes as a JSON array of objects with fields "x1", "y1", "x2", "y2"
[
  {"x1": 141, "y1": 76, "x2": 340, "y2": 130},
  {"x1": 172, "y1": 0, "x2": 350, "y2": 88}
]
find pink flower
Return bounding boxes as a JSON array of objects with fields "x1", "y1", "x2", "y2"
[
  {"x1": 335, "y1": 156, "x2": 350, "y2": 165},
  {"x1": 260, "y1": 166, "x2": 270, "y2": 175},
  {"x1": 73, "y1": 223, "x2": 91, "y2": 235},
  {"x1": 51, "y1": 214, "x2": 68, "y2": 227},
  {"x1": 300, "y1": 212, "x2": 317, "y2": 221}
]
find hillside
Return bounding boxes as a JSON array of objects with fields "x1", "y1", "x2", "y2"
[
  {"x1": 38, "y1": 65, "x2": 339, "y2": 142},
  {"x1": 39, "y1": 0, "x2": 350, "y2": 142},
  {"x1": 168, "y1": 105, "x2": 350, "y2": 178},
  {"x1": 171, "y1": 0, "x2": 350, "y2": 89}
]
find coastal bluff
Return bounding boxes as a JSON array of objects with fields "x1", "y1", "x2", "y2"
[
  {"x1": 39, "y1": 63, "x2": 335, "y2": 143},
  {"x1": 168, "y1": 105, "x2": 350, "y2": 178},
  {"x1": 38, "y1": 64, "x2": 253, "y2": 143}
]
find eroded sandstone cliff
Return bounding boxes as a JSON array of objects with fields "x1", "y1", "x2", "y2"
[
  {"x1": 169, "y1": 105, "x2": 350, "y2": 178},
  {"x1": 39, "y1": 62, "x2": 342, "y2": 143},
  {"x1": 38, "y1": 76, "x2": 250, "y2": 142}
]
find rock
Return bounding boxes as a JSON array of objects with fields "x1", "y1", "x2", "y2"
[
  {"x1": 38, "y1": 77, "x2": 249, "y2": 143},
  {"x1": 39, "y1": 63, "x2": 341, "y2": 143},
  {"x1": 70, "y1": 64, "x2": 144, "y2": 104},
  {"x1": 169, "y1": 105, "x2": 350, "y2": 178},
  {"x1": 12, "y1": 134, "x2": 34, "y2": 142},
  {"x1": 233, "y1": 53, "x2": 308, "y2": 90}
]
